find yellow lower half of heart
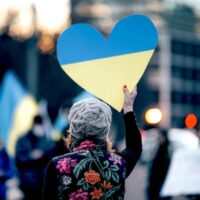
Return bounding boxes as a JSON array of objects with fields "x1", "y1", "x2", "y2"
[{"x1": 62, "y1": 49, "x2": 154, "y2": 111}]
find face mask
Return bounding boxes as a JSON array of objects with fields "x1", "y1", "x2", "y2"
[{"x1": 33, "y1": 125, "x2": 44, "y2": 137}]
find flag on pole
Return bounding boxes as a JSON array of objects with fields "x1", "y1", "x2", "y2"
[{"x1": 0, "y1": 70, "x2": 38, "y2": 156}]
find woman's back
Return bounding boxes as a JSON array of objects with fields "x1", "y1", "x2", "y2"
[
  {"x1": 43, "y1": 87, "x2": 141, "y2": 200},
  {"x1": 47, "y1": 139, "x2": 126, "y2": 200}
]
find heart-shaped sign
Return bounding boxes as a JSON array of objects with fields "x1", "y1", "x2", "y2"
[{"x1": 57, "y1": 14, "x2": 158, "y2": 111}]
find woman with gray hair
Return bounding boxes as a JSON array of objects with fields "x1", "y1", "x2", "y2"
[{"x1": 43, "y1": 86, "x2": 142, "y2": 200}]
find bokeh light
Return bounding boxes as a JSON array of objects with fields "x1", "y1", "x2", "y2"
[
  {"x1": 0, "y1": 0, "x2": 71, "y2": 51},
  {"x1": 185, "y1": 114, "x2": 198, "y2": 129},
  {"x1": 145, "y1": 108, "x2": 163, "y2": 125}
]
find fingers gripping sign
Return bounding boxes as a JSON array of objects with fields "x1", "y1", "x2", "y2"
[{"x1": 123, "y1": 85, "x2": 137, "y2": 114}]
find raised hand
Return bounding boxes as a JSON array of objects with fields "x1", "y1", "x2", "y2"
[{"x1": 123, "y1": 85, "x2": 137, "y2": 114}]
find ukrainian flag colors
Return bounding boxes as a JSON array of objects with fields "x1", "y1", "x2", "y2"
[
  {"x1": 57, "y1": 14, "x2": 158, "y2": 111},
  {"x1": 62, "y1": 50, "x2": 154, "y2": 111},
  {"x1": 0, "y1": 71, "x2": 38, "y2": 156}
]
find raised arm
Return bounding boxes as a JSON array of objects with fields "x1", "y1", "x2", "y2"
[{"x1": 119, "y1": 86, "x2": 142, "y2": 177}]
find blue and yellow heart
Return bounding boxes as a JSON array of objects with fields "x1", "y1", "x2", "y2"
[{"x1": 57, "y1": 14, "x2": 158, "y2": 111}]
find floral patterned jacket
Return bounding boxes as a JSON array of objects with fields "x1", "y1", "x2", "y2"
[{"x1": 43, "y1": 112, "x2": 142, "y2": 200}]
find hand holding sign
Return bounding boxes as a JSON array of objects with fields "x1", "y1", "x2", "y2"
[
  {"x1": 123, "y1": 86, "x2": 137, "y2": 114},
  {"x1": 57, "y1": 14, "x2": 158, "y2": 111}
]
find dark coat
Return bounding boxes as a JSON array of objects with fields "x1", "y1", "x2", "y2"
[
  {"x1": 0, "y1": 147, "x2": 13, "y2": 200},
  {"x1": 147, "y1": 139, "x2": 170, "y2": 200},
  {"x1": 15, "y1": 130, "x2": 55, "y2": 192}
]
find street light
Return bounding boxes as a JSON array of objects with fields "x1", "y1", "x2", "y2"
[{"x1": 145, "y1": 107, "x2": 162, "y2": 125}]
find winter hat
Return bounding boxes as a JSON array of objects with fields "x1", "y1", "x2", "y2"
[{"x1": 68, "y1": 98, "x2": 112, "y2": 139}]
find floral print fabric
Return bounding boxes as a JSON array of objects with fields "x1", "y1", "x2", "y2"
[
  {"x1": 56, "y1": 158, "x2": 77, "y2": 173},
  {"x1": 54, "y1": 139, "x2": 126, "y2": 200}
]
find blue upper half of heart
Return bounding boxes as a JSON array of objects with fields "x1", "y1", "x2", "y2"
[{"x1": 57, "y1": 15, "x2": 158, "y2": 65}]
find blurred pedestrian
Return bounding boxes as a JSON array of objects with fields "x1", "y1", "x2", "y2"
[
  {"x1": 0, "y1": 138, "x2": 13, "y2": 200},
  {"x1": 43, "y1": 86, "x2": 142, "y2": 200},
  {"x1": 15, "y1": 115, "x2": 55, "y2": 200},
  {"x1": 194, "y1": 125, "x2": 200, "y2": 144},
  {"x1": 184, "y1": 125, "x2": 200, "y2": 200},
  {"x1": 146, "y1": 129, "x2": 171, "y2": 200},
  {"x1": 161, "y1": 127, "x2": 200, "y2": 200}
]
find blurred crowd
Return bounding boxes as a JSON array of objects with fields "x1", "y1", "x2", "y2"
[
  {"x1": 0, "y1": 99, "x2": 71, "y2": 200},
  {"x1": 143, "y1": 126, "x2": 200, "y2": 200}
]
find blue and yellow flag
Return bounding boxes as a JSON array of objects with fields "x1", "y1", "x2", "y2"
[{"x1": 0, "y1": 70, "x2": 38, "y2": 156}]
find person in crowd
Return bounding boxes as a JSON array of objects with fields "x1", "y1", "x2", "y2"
[
  {"x1": 146, "y1": 129, "x2": 171, "y2": 200},
  {"x1": 43, "y1": 86, "x2": 142, "y2": 200},
  {"x1": 161, "y1": 127, "x2": 200, "y2": 200},
  {"x1": 15, "y1": 115, "x2": 55, "y2": 200},
  {"x1": 0, "y1": 138, "x2": 13, "y2": 200},
  {"x1": 194, "y1": 125, "x2": 200, "y2": 144},
  {"x1": 184, "y1": 125, "x2": 200, "y2": 200}
]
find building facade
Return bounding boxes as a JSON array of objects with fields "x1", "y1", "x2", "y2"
[{"x1": 71, "y1": 0, "x2": 200, "y2": 128}]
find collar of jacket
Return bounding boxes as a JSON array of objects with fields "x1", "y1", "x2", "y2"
[{"x1": 71, "y1": 138, "x2": 106, "y2": 152}]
